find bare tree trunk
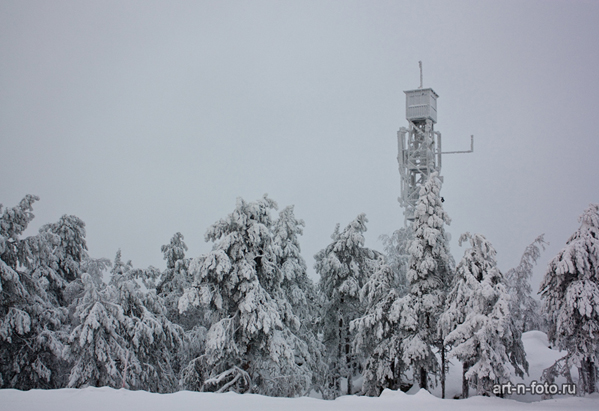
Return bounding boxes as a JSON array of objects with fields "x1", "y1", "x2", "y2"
[
  {"x1": 346, "y1": 327, "x2": 352, "y2": 395},
  {"x1": 462, "y1": 362, "x2": 469, "y2": 399},
  {"x1": 582, "y1": 358, "x2": 597, "y2": 394},
  {"x1": 590, "y1": 360, "x2": 597, "y2": 394},
  {"x1": 441, "y1": 343, "x2": 446, "y2": 399},
  {"x1": 420, "y1": 367, "x2": 427, "y2": 391},
  {"x1": 337, "y1": 316, "x2": 343, "y2": 394},
  {"x1": 390, "y1": 359, "x2": 401, "y2": 391}
]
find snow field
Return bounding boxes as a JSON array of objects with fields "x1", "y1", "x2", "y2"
[{"x1": 2, "y1": 386, "x2": 598, "y2": 411}]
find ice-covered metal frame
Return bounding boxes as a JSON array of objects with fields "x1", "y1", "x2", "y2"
[
  {"x1": 397, "y1": 86, "x2": 473, "y2": 224},
  {"x1": 397, "y1": 113, "x2": 442, "y2": 223}
]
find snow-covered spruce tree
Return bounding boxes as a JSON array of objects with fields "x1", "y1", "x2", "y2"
[
  {"x1": 79, "y1": 256, "x2": 111, "y2": 287},
  {"x1": 272, "y1": 206, "x2": 316, "y2": 329},
  {"x1": 132, "y1": 290, "x2": 186, "y2": 393},
  {"x1": 108, "y1": 250, "x2": 185, "y2": 393},
  {"x1": 157, "y1": 232, "x2": 189, "y2": 303},
  {"x1": 349, "y1": 227, "x2": 414, "y2": 396},
  {"x1": 402, "y1": 172, "x2": 453, "y2": 391},
  {"x1": 0, "y1": 195, "x2": 39, "y2": 269},
  {"x1": 62, "y1": 256, "x2": 112, "y2": 341},
  {"x1": 12, "y1": 213, "x2": 88, "y2": 312},
  {"x1": 378, "y1": 227, "x2": 412, "y2": 297},
  {"x1": 351, "y1": 259, "x2": 410, "y2": 396},
  {"x1": 179, "y1": 195, "x2": 312, "y2": 397},
  {"x1": 443, "y1": 233, "x2": 528, "y2": 397},
  {"x1": 272, "y1": 205, "x2": 326, "y2": 394},
  {"x1": 505, "y1": 235, "x2": 547, "y2": 333},
  {"x1": 315, "y1": 213, "x2": 382, "y2": 398},
  {"x1": 39, "y1": 214, "x2": 88, "y2": 284},
  {"x1": 155, "y1": 232, "x2": 207, "y2": 382},
  {"x1": 540, "y1": 204, "x2": 599, "y2": 394},
  {"x1": 64, "y1": 272, "x2": 131, "y2": 388},
  {"x1": 156, "y1": 232, "x2": 205, "y2": 331},
  {"x1": 437, "y1": 233, "x2": 474, "y2": 398},
  {"x1": 0, "y1": 196, "x2": 83, "y2": 389}
]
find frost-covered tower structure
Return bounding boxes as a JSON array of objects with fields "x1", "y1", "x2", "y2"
[
  {"x1": 397, "y1": 87, "x2": 441, "y2": 222},
  {"x1": 397, "y1": 63, "x2": 473, "y2": 223}
]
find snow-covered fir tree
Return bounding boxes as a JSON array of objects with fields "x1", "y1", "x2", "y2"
[
  {"x1": 505, "y1": 235, "x2": 547, "y2": 333},
  {"x1": 39, "y1": 214, "x2": 88, "y2": 284},
  {"x1": 108, "y1": 250, "x2": 185, "y2": 393},
  {"x1": 442, "y1": 233, "x2": 528, "y2": 397},
  {"x1": 351, "y1": 260, "x2": 409, "y2": 396},
  {"x1": 272, "y1": 205, "x2": 326, "y2": 394},
  {"x1": 351, "y1": 227, "x2": 418, "y2": 397},
  {"x1": 0, "y1": 196, "x2": 83, "y2": 389},
  {"x1": 156, "y1": 233, "x2": 202, "y2": 329},
  {"x1": 157, "y1": 232, "x2": 189, "y2": 300},
  {"x1": 540, "y1": 204, "x2": 599, "y2": 394},
  {"x1": 272, "y1": 206, "x2": 316, "y2": 329},
  {"x1": 0, "y1": 195, "x2": 39, "y2": 269},
  {"x1": 378, "y1": 227, "x2": 412, "y2": 297},
  {"x1": 179, "y1": 195, "x2": 313, "y2": 397},
  {"x1": 315, "y1": 213, "x2": 382, "y2": 398},
  {"x1": 437, "y1": 231, "x2": 478, "y2": 398},
  {"x1": 64, "y1": 272, "x2": 131, "y2": 389},
  {"x1": 402, "y1": 172, "x2": 453, "y2": 391},
  {"x1": 61, "y1": 256, "x2": 112, "y2": 328},
  {"x1": 79, "y1": 257, "x2": 111, "y2": 287},
  {"x1": 155, "y1": 232, "x2": 207, "y2": 383}
]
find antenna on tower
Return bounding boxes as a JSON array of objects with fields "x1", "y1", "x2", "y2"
[{"x1": 397, "y1": 64, "x2": 475, "y2": 225}]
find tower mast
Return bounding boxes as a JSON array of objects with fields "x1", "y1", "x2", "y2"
[{"x1": 397, "y1": 63, "x2": 473, "y2": 224}]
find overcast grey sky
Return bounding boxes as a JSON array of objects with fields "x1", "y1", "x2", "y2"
[{"x1": 1, "y1": 0, "x2": 598, "y2": 291}]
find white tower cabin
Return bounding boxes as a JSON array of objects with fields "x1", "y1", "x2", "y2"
[{"x1": 397, "y1": 63, "x2": 473, "y2": 224}]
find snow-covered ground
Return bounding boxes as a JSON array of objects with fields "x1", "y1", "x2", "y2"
[
  {"x1": 427, "y1": 330, "x2": 576, "y2": 402},
  {"x1": 1, "y1": 331, "x2": 598, "y2": 411},
  {"x1": 2, "y1": 386, "x2": 598, "y2": 411}
]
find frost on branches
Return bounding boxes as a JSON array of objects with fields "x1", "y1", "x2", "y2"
[
  {"x1": 64, "y1": 273, "x2": 130, "y2": 389},
  {"x1": 272, "y1": 206, "x2": 326, "y2": 393},
  {"x1": 403, "y1": 172, "x2": 453, "y2": 391},
  {"x1": 351, "y1": 261, "x2": 410, "y2": 396},
  {"x1": 505, "y1": 235, "x2": 547, "y2": 333},
  {"x1": 315, "y1": 213, "x2": 383, "y2": 399},
  {"x1": 156, "y1": 232, "x2": 207, "y2": 383},
  {"x1": 349, "y1": 227, "x2": 415, "y2": 397},
  {"x1": 108, "y1": 250, "x2": 185, "y2": 393},
  {"x1": 179, "y1": 195, "x2": 315, "y2": 397},
  {"x1": 272, "y1": 206, "x2": 316, "y2": 329},
  {"x1": 65, "y1": 248, "x2": 185, "y2": 393},
  {"x1": 378, "y1": 227, "x2": 412, "y2": 297},
  {"x1": 442, "y1": 233, "x2": 527, "y2": 398},
  {"x1": 540, "y1": 204, "x2": 599, "y2": 394},
  {"x1": 156, "y1": 232, "x2": 204, "y2": 331},
  {"x1": 0, "y1": 196, "x2": 85, "y2": 389}
]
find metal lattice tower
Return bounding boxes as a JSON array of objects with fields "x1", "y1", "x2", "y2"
[{"x1": 397, "y1": 63, "x2": 473, "y2": 224}]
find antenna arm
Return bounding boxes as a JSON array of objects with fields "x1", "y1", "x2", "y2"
[{"x1": 441, "y1": 135, "x2": 474, "y2": 154}]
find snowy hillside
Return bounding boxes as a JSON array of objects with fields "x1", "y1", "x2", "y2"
[{"x1": 2, "y1": 331, "x2": 598, "y2": 411}]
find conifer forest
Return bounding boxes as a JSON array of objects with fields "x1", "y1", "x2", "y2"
[{"x1": 2, "y1": 183, "x2": 597, "y2": 398}]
